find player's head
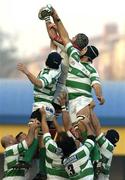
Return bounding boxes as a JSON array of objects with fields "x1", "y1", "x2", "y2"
[
  {"x1": 81, "y1": 45, "x2": 99, "y2": 62},
  {"x1": 56, "y1": 132, "x2": 77, "y2": 157},
  {"x1": 105, "y1": 129, "x2": 120, "y2": 146},
  {"x1": 46, "y1": 52, "x2": 62, "y2": 69},
  {"x1": 16, "y1": 132, "x2": 27, "y2": 142},
  {"x1": 1, "y1": 135, "x2": 17, "y2": 148},
  {"x1": 72, "y1": 33, "x2": 89, "y2": 51},
  {"x1": 30, "y1": 109, "x2": 41, "y2": 122}
]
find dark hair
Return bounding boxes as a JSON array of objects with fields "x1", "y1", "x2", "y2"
[
  {"x1": 105, "y1": 129, "x2": 120, "y2": 146},
  {"x1": 87, "y1": 135, "x2": 96, "y2": 142},
  {"x1": 30, "y1": 109, "x2": 41, "y2": 122},
  {"x1": 52, "y1": 102, "x2": 62, "y2": 112},
  {"x1": 75, "y1": 33, "x2": 89, "y2": 50},
  {"x1": 83, "y1": 45, "x2": 99, "y2": 61},
  {"x1": 46, "y1": 52, "x2": 62, "y2": 69},
  {"x1": 57, "y1": 132, "x2": 77, "y2": 157},
  {"x1": 16, "y1": 132, "x2": 23, "y2": 141}
]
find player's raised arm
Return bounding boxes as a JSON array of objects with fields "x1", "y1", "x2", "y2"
[
  {"x1": 17, "y1": 63, "x2": 43, "y2": 88},
  {"x1": 93, "y1": 83, "x2": 105, "y2": 105},
  {"x1": 50, "y1": 6, "x2": 70, "y2": 46},
  {"x1": 40, "y1": 107, "x2": 49, "y2": 134}
]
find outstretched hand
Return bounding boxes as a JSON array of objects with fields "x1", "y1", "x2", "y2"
[
  {"x1": 49, "y1": 5, "x2": 59, "y2": 19},
  {"x1": 17, "y1": 63, "x2": 29, "y2": 75}
]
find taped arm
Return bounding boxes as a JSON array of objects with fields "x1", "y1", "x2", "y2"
[{"x1": 51, "y1": 7, "x2": 70, "y2": 46}]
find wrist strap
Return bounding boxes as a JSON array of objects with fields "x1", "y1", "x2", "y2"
[
  {"x1": 61, "y1": 105, "x2": 68, "y2": 111},
  {"x1": 61, "y1": 105, "x2": 66, "y2": 109},
  {"x1": 77, "y1": 115, "x2": 86, "y2": 123}
]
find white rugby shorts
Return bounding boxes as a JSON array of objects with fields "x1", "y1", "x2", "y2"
[
  {"x1": 33, "y1": 102, "x2": 55, "y2": 121},
  {"x1": 68, "y1": 96, "x2": 93, "y2": 123}
]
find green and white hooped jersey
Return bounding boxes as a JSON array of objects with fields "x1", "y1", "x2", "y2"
[
  {"x1": 96, "y1": 133, "x2": 114, "y2": 175},
  {"x1": 3, "y1": 140, "x2": 28, "y2": 177},
  {"x1": 65, "y1": 42, "x2": 101, "y2": 101},
  {"x1": 34, "y1": 66, "x2": 61, "y2": 105},
  {"x1": 63, "y1": 139, "x2": 95, "y2": 180},
  {"x1": 43, "y1": 133, "x2": 69, "y2": 179}
]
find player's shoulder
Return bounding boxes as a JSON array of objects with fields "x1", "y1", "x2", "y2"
[{"x1": 85, "y1": 63, "x2": 97, "y2": 73}]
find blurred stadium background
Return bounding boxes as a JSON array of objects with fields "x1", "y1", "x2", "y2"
[{"x1": 0, "y1": 4, "x2": 125, "y2": 179}]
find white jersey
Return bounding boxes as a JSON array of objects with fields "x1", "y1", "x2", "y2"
[
  {"x1": 43, "y1": 133, "x2": 69, "y2": 180},
  {"x1": 63, "y1": 139, "x2": 95, "y2": 180},
  {"x1": 34, "y1": 66, "x2": 61, "y2": 105},
  {"x1": 54, "y1": 41, "x2": 101, "y2": 102},
  {"x1": 33, "y1": 66, "x2": 61, "y2": 120},
  {"x1": 3, "y1": 140, "x2": 28, "y2": 179},
  {"x1": 96, "y1": 133, "x2": 114, "y2": 178},
  {"x1": 65, "y1": 42, "x2": 101, "y2": 101}
]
